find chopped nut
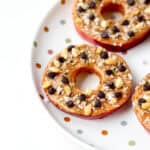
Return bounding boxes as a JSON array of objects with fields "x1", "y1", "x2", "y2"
[
  {"x1": 105, "y1": 58, "x2": 117, "y2": 65},
  {"x1": 115, "y1": 78, "x2": 124, "y2": 89},
  {"x1": 49, "y1": 67, "x2": 60, "y2": 73},
  {"x1": 42, "y1": 81, "x2": 51, "y2": 89},
  {"x1": 147, "y1": 97, "x2": 150, "y2": 102},
  {"x1": 101, "y1": 20, "x2": 109, "y2": 28},
  {"x1": 64, "y1": 85, "x2": 71, "y2": 95},
  {"x1": 84, "y1": 104, "x2": 92, "y2": 115},
  {"x1": 61, "y1": 49, "x2": 68, "y2": 59},
  {"x1": 145, "y1": 7, "x2": 150, "y2": 14},
  {"x1": 96, "y1": 48, "x2": 102, "y2": 53},
  {"x1": 75, "y1": 17, "x2": 83, "y2": 24},
  {"x1": 109, "y1": 98, "x2": 117, "y2": 104},
  {"x1": 85, "y1": 89, "x2": 92, "y2": 95},
  {"x1": 72, "y1": 48, "x2": 79, "y2": 57},
  {"x1": 54, "y1": 60, "x2": 60, "y2": 67},
  {"x1": 141, "y1": 102, "x2": 150, "y2": 110},
  {"x1": 134, "y1": 23, "x2": 144, "y2": 31}
]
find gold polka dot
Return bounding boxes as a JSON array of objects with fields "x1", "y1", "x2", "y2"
[
  {"x1": 101, "y1": 130, "x2": 108, "y2": 136},
  {"x1": 36, "y1": 63, "x2": 41, "y2": 69},
  {"x1": 60, "y1": 0, "x2": 66, "y2": 4},
  {"x1": 64, "y1": 117, "x2": 71, "y2": 122},
  {"x1": 44, "y1": 26, "x2": 49, "y2": 32}
]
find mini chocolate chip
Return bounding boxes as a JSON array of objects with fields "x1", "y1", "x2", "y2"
[
  {"x1": 78, "y1": 6, "x2": 86, "y2": 12},
  {"x1": 101, "y1": 31, "x2": 110, "y2": 38},
  {"x1": 89, "y1": 1, "x2": 96, "y2": 9},
  {"x1": 122, "y1": 20, "x2": 130, "y2": 26},
  {"x1": 48, "y1": 87, "x2": 56, "y2": 95},
  {"x1": 79, "y1": 94, "x2": 86, "y2": 101},
  {"x1": 62, "y1": 76, "x2": 69, "y2": 84},
  {"x1": 127, "y1": 0, "x2": 135, "y2": 6},
  {"x1": 67, "y1": 45, "x2": 75, "y2": 52},
  {"x1": 58, "y1": 57, "x2": 65, "y2": 63},
  {"x1": 138, "y1": 98, "x2": 146, "y2": 106},
  {"x1": 105, "y1": 69, "x2": 114, "y2": 76},
  {"x1": 128, "y1": 31, "x2": 135, "y2": 37},
  {"x1": 118, "y1": 64, "x2": 126, "y2": 72},
  {"x1": 98, "y1": 91, "x2": 105, "y2": 98},
  {"x1": 89, "y1": 14, "x2": 95, "y2": 20},
  {"x1": 137, "y1": 15, "x2": 145, "y2": 22},
  {"x1": 80, "y1": 52, "x2": 88, "y2": 60},
  {"x1": 143, "y1": 82, "x2": 150, "y2": 91},
  {"x1": 66, "y1": 100, "x2": 74, "y2": 108},
  {"x1": 47, "y1": 72, "x2": 57, "y2": 79},
  {"x1": 112, "y1": 26, "x2": 120, "y2": 34},
  {"x1": 94, "y1": 99, "x2": 102, "y2": 107},
  {"x1": 107, "y1": 82, "x2": 115, "y2": 89},
  {"x1": 100, "y1": 51, "x2": 109, "y2": 59},
  {"x1": 144, "y1": 0, "x2": 150, "y2": 4},
  {"x1": 115, "y1": 92, "x2": 122, "y2": 99}
]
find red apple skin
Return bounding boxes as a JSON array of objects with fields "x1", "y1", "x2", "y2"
[
  {"x1": 74, "y1": 24, "x2": 150, "y2": 53},
  {"x1": 49, "y1": 95, "x2": 131, "y2": 120}
]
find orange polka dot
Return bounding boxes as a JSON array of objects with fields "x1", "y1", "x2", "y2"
[
  {"x1": 101, "y1": 130, "x2": 108, "y2": 136},
  {"x1": 36, "y1": 63, "x2": 41, "y2": 69},
  {"x1": 60, "y1": 0, "x2": 66, "y2": 4},
  {"x1": 64, "y1": 117, "x2": 71, "y2": 122},
  {"x1": 44, "y1": 26, "x2": 49, "y2": 32}
]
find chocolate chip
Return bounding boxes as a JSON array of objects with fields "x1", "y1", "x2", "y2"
[
  {"x1": 89, "y1": 14, "x2": 95, "y2": 20},
  {"x1": 128, "y1": 31, "x2": 135, "y2": 37},
  {"x1": 143, "y1": 82, "x2": 150, "y2": 91},
  {"x1": 100, "y1": 51, "x2": 109, "y2": 59},
  {"x1": 67, "y1": 45, "x2": 75, "y2": 52},
  {"x1": 94, "y1": 99, "x2": 102, "y2": 107},
  {"x1": 118, "y1": 64, "x2": 126, "y2": 72},
  {"x1": 122, "y1": 20, "x2": 130, "y2": 26},
  {"x1": 58, "y1": 57, "x2": 65, "y2": 63},
  {"x1": 105, "y1": 69, "x2": 114, "y2": 76},
  {"x1": 101, "y1": 31, "x2": 110, "y2": 38},
  {"x1": 66, "y1": 100, "x2": 74, "y2": 108},
  {"x1": 137, "y1": 15, "x2": 145, "y2": 22},
  {"x1": 107, "y1": 82, "x2": 115, "y2": 89},
  {"x1": 144, "y1": 0, "x2": 150, "y2": 4},
  {"x1": 78, "y1": 6, "x2": 86, "y2": 12},
  {"x1": 62, "y1": 76, "x2": 69, "y2": 84},
  {"x1": 127, "y1": 0, "x2": 135, "y2": 6},
  {"x1": 138, "y1": 98, "x2": 146, "y2": 106},
  {"x1": 89, "y1": 1, "x2": 96, "y2": 9},
  {"x1": 79, "y1": 94, "x2": 86, "y2": 101},
  {"x1": 98, "y1": 91, "x2": 105, "y2": 98},
  {"x1": 80, "y1": 52, "x2": 88, "y2": 60},
  {"x1": 47, "y1": 72, "x2": 57, "y2": 79},
  {"x1": 112, "y1": 26, "x2": 120, "y2": 34},
  {"x1": 48, "y1": 87, "x2": 56, "y2": 95},
  {"x1": 115, "y1": 92, "x2": 122, "y2": 99}
]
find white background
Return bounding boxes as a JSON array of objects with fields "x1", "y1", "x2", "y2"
[{"x1": 0, "y1": 0, "x2": 85, "y2": 149}]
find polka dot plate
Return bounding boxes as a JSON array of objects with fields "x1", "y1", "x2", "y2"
[{"x1": 31, "y1": 0, "x2": 150, "y2": 150}]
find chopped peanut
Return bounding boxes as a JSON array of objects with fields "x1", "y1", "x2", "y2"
[
  {"x1": 42, "y1": 81, "x2": 51, "y2": 89},
  {"x1": 141, "y1": 103, "x2": 150, "y2": 110},
  {"x1": 84, "y1": 104, "x2": 92, "y2": 115}
]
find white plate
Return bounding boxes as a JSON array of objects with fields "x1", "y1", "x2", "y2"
[{"x1": 31, "y1": 0, "x2": 150, "y2": 150}]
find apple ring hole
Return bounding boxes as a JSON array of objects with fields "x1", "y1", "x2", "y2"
[
  {"x1": 101, "y1": 3, "x2": 124, "y2": 21},
  {"x1": 73, "y1": 67, "x2": 101, "y2": 92}
]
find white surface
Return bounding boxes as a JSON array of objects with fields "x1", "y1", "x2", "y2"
[
  {"x1": 0, "y1": 0, "x2": 85, "y2": 150},
  {"x1": 32, "y1": 1, "x2": 150, "y2": 150}
]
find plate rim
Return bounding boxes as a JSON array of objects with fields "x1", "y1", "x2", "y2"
[{"x1": 30, "y1": 1, "x2": 97, "y2": 150}]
